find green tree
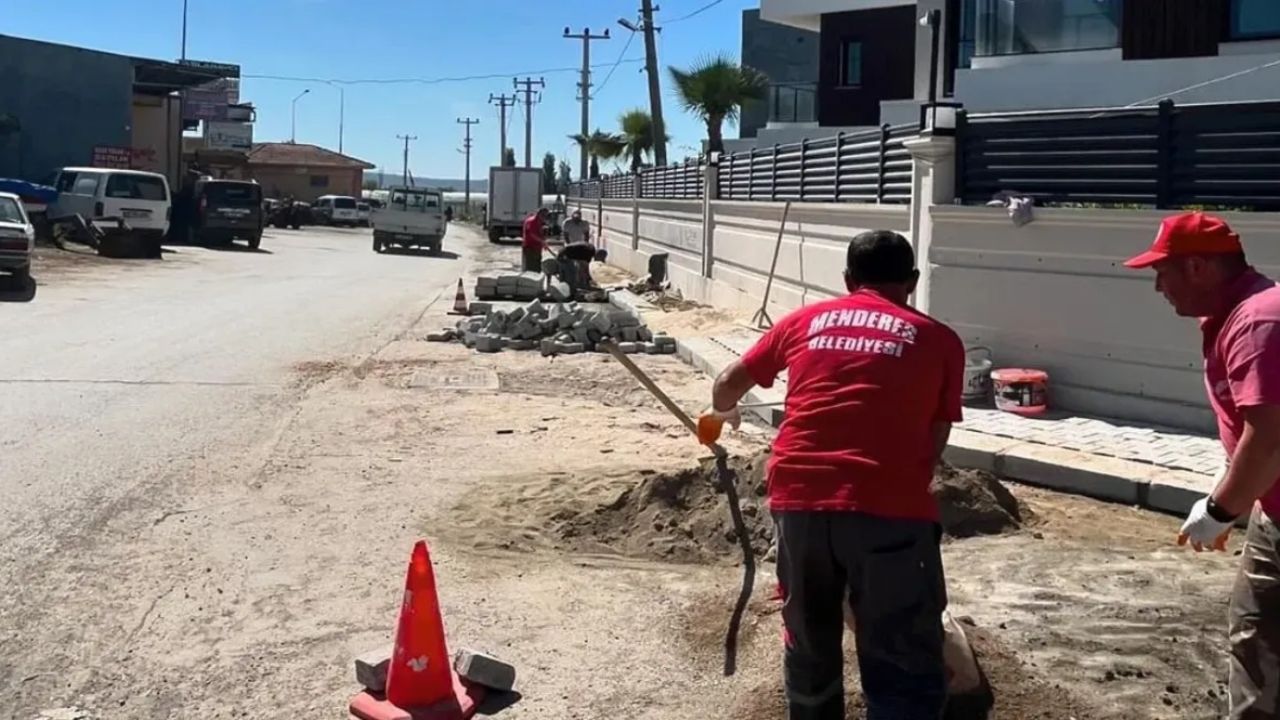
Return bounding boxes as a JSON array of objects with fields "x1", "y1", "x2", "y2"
[
  {"x1": 569, "y1": 130, "x2": 626, "y2": 179},
  {"x1": 541, "y1": 152, "x2": 557, "y2": 192},
  {"x1": 557, "y1": 161, "x2": 573, "y2": 193},
  {"x1": 618, "y1": 109, "x2": 669, "y2": 173},
  {"x1": 502, "y1": 147, "x2": 516, "y2": 167},
  {"x1": 669, "y1": 55, "x2": 768, "y2": 155},
  {"x1": 362, "y1": 178, "x2": 379, "y2": 191}
]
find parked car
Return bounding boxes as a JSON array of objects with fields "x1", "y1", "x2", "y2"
[
  {"x1": 0, "y1": 191, "x2": 35, "y2": 283},
  {"x1": 313, "y1": 195, "x2": 359, "y2": 226},
  {"x1": 186, "y1": 179, "x2": 264, "y2": 249},
  {"x1": 357, "y1": 201, "x2": 372, "y2": 227},
  {"x1": 266, "y1": 198, "x2": 310, "y2": 229},
  {"x1": 50, "y1": 167, "x2": 171, "y2": 256}
]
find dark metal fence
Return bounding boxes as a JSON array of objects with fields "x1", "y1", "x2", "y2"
[
  {"x1": 957, "y1": 99, "x2": 1280, "y2": 210},
  {"x1": 567, "y1": 124, "x2": 916, "y2": 204},
  {"x1": 720, "y1": 124, "x2": 915, "y2": 203}
]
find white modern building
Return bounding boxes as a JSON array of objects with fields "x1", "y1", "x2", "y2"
[{"x1": 752, "y1": 0, "x2": 1280, "y2": 139}]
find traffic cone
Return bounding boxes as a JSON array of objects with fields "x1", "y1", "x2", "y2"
[
  {"x1": 448, "y1": 279, "x2": 469, "y2": 315},
  {"x1": 349, "y1": 540, "x2": 484, "y2": 720}
]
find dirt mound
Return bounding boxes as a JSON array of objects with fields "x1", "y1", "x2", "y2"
[
  {"x1": 932, "y1": 464, "x2": 1028, "y2": 538},
  {"x1": 555, "y1": 452, "x2": 771, "y2": 565},
  {"x1": 552, "y1": 453, "x2": 1027, "y2": 564}
]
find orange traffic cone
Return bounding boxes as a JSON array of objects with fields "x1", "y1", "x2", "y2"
[
  {"x1": 349, "y1": 540, "x2": 484, "y2": 720},
  {"x1": 448, "y1": 279, "x2": 469, "y2": 315}
]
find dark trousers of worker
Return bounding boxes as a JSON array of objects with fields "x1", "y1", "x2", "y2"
[
  {"x1": 522, "y1": 245, "x2": 542, "y2": 273},
  {"x1": 1230, "y1": 508, "x2": 1280, "y2": 719},
  {"x1": 775, "y1": 511, "x2": 947, "y2": 720}
]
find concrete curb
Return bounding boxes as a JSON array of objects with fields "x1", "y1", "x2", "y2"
[{"x1": 657, "y1": 321, "x2": 1218, "y2": 517}]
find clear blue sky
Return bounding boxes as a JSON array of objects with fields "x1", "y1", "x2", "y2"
[{"x1": 8, "y1": 0, "x2": 759, "y2": 180}]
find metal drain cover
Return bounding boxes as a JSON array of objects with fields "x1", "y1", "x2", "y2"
[{"x1": 409, "y1": 368, "x2": 500, "y2": 390}]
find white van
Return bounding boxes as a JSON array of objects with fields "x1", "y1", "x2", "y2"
[
  {"x1": 50, "y1": 168, "x2": 172, "y2": 238},
  {"x1": 313, "y1": 195, "x2": 360, "y2": 227}
]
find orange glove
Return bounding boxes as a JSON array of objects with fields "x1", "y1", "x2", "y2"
[{"x1": 697, "y1": 407, "x2": 741, "y2": 446}]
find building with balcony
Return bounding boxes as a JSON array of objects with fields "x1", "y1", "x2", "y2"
[{"x1": 757, "y1": 0, "x2": 1280, "y2": 131}]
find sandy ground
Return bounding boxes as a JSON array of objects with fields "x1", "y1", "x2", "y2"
[{"x1": 2, "y1": 232, "x2": 1241, "y2": 719}]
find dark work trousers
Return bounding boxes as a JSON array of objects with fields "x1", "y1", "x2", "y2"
[
  {"x1": 522, "y1": 245, "x2": 543, "y2": 273},
  {"x1": 1230, "y1": 507, "x2": 1280, "y2": 718},
  {"x1": 775, "y1": 511, "x2": 947, "y2": 720}
]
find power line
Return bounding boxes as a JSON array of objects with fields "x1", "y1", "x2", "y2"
[
  {"x1": 243, "y1": 60, "x2": 642, "y2": 87},
  {"x1": 666, "y1": 0, "x2": 726, "y2": 24},
  {"x1": 593, "y1": 30, "x2": 636, "y2": 99}
]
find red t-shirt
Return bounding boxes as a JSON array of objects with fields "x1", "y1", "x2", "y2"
[
  {"x1": 741, "y1": 289, "x2": 965, "y2": 520},
  {"x1": 1202, "y1": 269, "x2": 1280, "y2": 521},
  {"x1": 522, "y1": 214, "x2": 546, "y2": 250}
]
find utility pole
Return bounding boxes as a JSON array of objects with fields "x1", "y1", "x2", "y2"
[
  {"x1": 513, "y1": 76, "x2": 545, "y2": 168},
  {"x1": 456, "y1": 117, "x2": 479, "y2": 208},
  {"x1": 563, "y1": 27, "x2": 610, "y2": 180},
  {"x1": 488, "y1": 93, "x2": 517, "y2": 165},
  {"x1": 638, "y1": 2, "x2": 667, "y2": 166},
  {"x1": 397, "y1": 134, "x2": 417, "y2": 187}
]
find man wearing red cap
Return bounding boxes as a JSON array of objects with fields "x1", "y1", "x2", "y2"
[{"x1": 1127, "y1": 211, "x2": 1280, "y2": 717}]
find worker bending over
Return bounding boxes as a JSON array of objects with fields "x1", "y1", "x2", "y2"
[
  {"x1": 1126, "y1": 212, "x2": 1280, "y2": 718},
  {"x1": 554, "y1": 241, "x2": 608, "y2": 300},
  {"x1": 707, "y1": 230, "x2": 964, "y2": 719}
]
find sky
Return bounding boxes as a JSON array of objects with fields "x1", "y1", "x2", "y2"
[{"x1": 7, "y1": 0, "x2": 760, "y2": 181}]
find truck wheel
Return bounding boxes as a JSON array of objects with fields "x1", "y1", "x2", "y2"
[
  {"x1": 373, "y1": 237, "x2": 385, "y2": 254},
  {"x1": 488, "y1": 227, "x2": 502, "y2": 244},
  {"x1": 248, "y1": 234, "x2": 261, "y2": 251}
]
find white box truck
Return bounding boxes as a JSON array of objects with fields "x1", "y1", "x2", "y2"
[{"x1": 487, "y1": 167, "x2": 543, "y2": 243}]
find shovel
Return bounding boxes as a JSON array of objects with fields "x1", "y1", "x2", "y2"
[{"x1": 597, "y1": 340, "x2": 757, "y2": 677}]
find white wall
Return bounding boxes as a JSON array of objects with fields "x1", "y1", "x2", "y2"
[
  {"x1": 710, "y1": 201, "x2": 910, "y2": 315},
  {"x1": 957, "y1": 47, "x2": 1280, "y2": 112},
  {"x1": 930, "y1": 206, "x2": 1280, "y2": 431},
  {"x1": 574, "y1": 194, "x2": 911, "y2": 318}
]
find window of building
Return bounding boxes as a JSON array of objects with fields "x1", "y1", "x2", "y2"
[
  {"x1": 310, "y1": 175, "x2": 329, "y2": 188},
  {"x1": 1231, "y1": 0, "x2": 1280, "y2": 40},
  {"x1": 841, "y1": 40, "x2": 863, "y2": 87},
  {"x1": 971, "y1": 0, "x2": 1122, "y2": 57}
]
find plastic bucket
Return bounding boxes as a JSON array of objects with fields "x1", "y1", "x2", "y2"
[
  {"x1": 991, "y1": 368, "x2": 1049, "y2": 416},
  {"x1": 962, "y1": 347, "x2": 993, "y2": 403}
]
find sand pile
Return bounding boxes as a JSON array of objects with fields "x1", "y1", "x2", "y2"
[{"x1": 551, "y1": 452, "x2": 1027, "y2": 564}]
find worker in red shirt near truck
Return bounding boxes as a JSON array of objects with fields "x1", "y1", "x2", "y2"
[
  {"x1": 1125, "y1": 212, "x2": 1280, "y2": 718},
  {"x1": 521, "y1": 207, "x2": 550, "y2": 273},
  {"x1": 707, "y1": 230, "x2": 964, "y2": 719}
]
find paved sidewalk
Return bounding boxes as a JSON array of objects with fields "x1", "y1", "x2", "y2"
[{"x1": 671, "y1": 324, "x2": 1223, "y2": 517}]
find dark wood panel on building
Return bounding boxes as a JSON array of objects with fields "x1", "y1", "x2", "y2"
[{"x1": 818, "y1": 5, "x2": 917, "y2": 128}]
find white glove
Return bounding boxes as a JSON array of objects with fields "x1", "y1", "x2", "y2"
[{"x1": 1177, "y1": 497, "x2": 1234, "y2": 552}]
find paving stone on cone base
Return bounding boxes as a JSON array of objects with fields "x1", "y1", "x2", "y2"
[
  {"x1": 355, "y1": 647, "x2": 393, "y2": 693},
  {"x1": 454, "y1": 649, "x2": 517, "y2": 692}
]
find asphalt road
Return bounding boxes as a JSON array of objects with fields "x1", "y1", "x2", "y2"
[{"x1": 0, "y1": 225, "x2": 475, "y2": 599}]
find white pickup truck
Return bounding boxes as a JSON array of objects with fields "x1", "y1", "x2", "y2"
[{"x1": 371, "y1": 187, "x2": 446, "y2": 255}]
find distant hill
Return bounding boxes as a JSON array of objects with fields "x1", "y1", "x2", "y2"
[{"x1": 367, "y1": 173, "x2": 488, "y2": 193}]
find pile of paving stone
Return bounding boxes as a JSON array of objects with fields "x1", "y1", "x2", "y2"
[
  {"x1": 474, "y1": 272, "x2": 573, "y2": 302},
  {"x1": 426, "y1": 299, "x2": 679, "y2": 356}
]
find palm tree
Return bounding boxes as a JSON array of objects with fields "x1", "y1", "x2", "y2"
[
  {"x1": 569, "y1": 130, "x2": 626, "y2": 179},
  {"x1": 618, "y1": 109, "x2": 668, "y2": 173},
  {"x1": 669, "y1": 55, "x2": 767, "y2": 155}
]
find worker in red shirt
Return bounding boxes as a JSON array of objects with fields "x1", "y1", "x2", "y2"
[
  {"x1": 708, "y1": 230, "x2": 964, "y2": 719},
  {"x1": 1125, "y1": 212, "x2": 1280, "y2": 717},
  {"x1": 521, "y1": 208, "x2": 551, "y2": 273}
]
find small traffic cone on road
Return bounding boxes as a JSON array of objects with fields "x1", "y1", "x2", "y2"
[
  {"x1": 448, "y1": 279, "x2": 469, "y2": 315},
  {"x1": 349, "y1": 540, "x2": 484, "y2": 720}
]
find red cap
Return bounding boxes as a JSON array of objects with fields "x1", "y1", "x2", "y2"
[{"x1": 1124, "y1": 212, "x2": 1242, "y2": 269}]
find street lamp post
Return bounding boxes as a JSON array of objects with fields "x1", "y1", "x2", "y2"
[
  {"x1": 338, "y1": 86, "x2": 345, "y2": 154},
  {"x1": 291, "y1": 89, "x2": 310, "y2": 144}
]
